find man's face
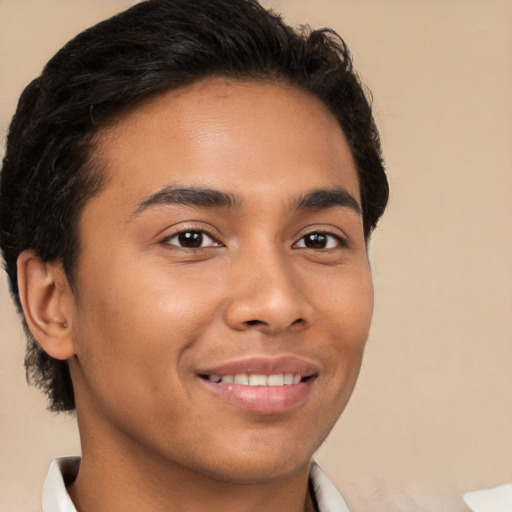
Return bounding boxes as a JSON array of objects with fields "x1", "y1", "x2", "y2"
[{"x1": 68, "y1": 78, "x2": 373, "y2": 483}]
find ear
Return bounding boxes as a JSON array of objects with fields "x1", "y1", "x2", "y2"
[{"x1": 17, "y1": 250, "x2": 76, "y2": 360}]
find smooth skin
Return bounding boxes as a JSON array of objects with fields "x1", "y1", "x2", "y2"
[{"x1": 18, "y1": 77, "x2": 374, "y2": 512}]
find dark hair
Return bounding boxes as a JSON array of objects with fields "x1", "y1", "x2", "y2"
[{"x1": 0, "y1": 0, "x2": 388, "y2": 412}]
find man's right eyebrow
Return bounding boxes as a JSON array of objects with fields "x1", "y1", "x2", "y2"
[{"x1": 130, "y1": 186, "x2": 241, "y2": 218}]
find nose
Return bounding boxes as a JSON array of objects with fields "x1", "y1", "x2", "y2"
[{"x1": 224, "y1": 246, "x2": 313, "y2": 334}]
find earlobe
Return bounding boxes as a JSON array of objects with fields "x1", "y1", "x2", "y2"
[{"x1": 17, "y1": 250, "x2": 76, "y2": 360}]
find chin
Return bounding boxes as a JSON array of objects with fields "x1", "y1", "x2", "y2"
[
  {"x1": 184, "y1": 433, "x2": 319, "y2": 485},
  {"x1": 200, "y1": 457, "x2": 312, "y2": 485}
]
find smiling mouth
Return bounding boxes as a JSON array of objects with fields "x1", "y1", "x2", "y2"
[
  {"x1": 199, "y1": 373, "x2": 312, "y2": 386},
  {"x1": 197, "y1": 369, "x2": 317, "y2": 414},
  {"x1": 196, "y1": 356, "x2": 319, "y2": 413}
]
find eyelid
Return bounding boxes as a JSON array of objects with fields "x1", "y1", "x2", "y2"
[
  {"x1": 160, "y1": 223, "x2": 224, "y2": 248},
  {"x1": 293, "y1": 228, "x2": 348, "y2": 249},
  {"x1": 165, "y1": 231, "x2": 220, "y2": 248}
]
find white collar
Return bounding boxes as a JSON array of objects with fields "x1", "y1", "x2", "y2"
[
  {"x1": 42, "y1": 457, "x2": 80, "y2": 512},
  {"x1": 42, "y1": 457, "x2": 350, "y2": 512},
  {"x1": 310, "y1": 462, "x2": 351, "y2": 512}
]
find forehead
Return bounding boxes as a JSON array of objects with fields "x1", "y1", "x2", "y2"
[{"x1": 90, "y1": 77, "x2": 359, "y2": 214}]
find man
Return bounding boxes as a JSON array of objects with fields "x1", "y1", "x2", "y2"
[{"x1": 0, "y1": 0, "x2": 388, "y2": 510}]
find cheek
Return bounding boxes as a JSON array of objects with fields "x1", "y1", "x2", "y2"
[
  {"x1": 71, "y1": 260, "x2": 220, "y2": 392},
  {"x1": 313, "y1": 264, "x2": 373, "y2": 390},
  {"x1": 341, "y1": 271, "x2": 374, "y2": 342},
  {"x1": 314, "y1": 262, "x2": 374, "y2": 341},
  {"x1": 69, "y1": 264, "x2": 224, "y2": 446}
]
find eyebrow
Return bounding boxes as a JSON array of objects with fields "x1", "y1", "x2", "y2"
[
  {"x1": 292, "y1": 188, "x2": 361, "y2": 214},
  {"x1": 132, "y1": 186, "x2": 240, "y2": 217},
  {"x1": 131, "y1": 185, "x2": 361, "y2": 219}
]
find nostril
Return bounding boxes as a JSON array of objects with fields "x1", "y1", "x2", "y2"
[
  {"x1": 244, "y1": 317, "x2": 304, "y2": 330},
  {"x1": 246, "y1": 319, "x2": 263, "y2": 326}
]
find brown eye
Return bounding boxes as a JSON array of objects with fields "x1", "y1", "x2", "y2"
[
  {"x1": 165, "y1": 230, "x2": 219, "y2": 248},
  {"x1": 295, "y1": 232, "x2": 340, "y2": 249}
]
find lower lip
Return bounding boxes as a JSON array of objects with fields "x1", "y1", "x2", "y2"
[{"x1": 199, "y1": 378, "x2": 315, "y2": 414}]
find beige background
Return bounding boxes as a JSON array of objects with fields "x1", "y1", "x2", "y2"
[{"x1": 1, "y1": 1, "x2": 511, "y2": 511}]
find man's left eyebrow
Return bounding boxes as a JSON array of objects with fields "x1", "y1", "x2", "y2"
[
  {"x1": 131, "y1": 186, "x2": 240, "y2": 217},
  {"x1": 292, "y1": 188, "x2": 361, "y2": 214}
]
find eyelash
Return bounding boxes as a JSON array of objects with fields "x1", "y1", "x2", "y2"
[
  {"x1": 162, "y1": 228, "x2": 346, "y2": 251},
  {"x1": 294, "y1": 231, "x2": 346, "y2": 250},
  {"x1": 162, "y1": 228, "x2": 222, "y2": 249}
]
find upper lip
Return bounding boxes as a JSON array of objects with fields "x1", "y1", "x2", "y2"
[{"x1": 196, "y1": 355, "x2": 319, "y2": 377}]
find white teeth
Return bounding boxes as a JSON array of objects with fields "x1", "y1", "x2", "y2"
[
  {"x1": 234, "y1": 374, "x2": 249, "y2": 385},
  {"x1": 207, "y1": 373, "x2": 303, "y2": 386},
  {"x1": 283, "y1": 373, "x2": 294, "y2": 385},
  {"x1": 267, "y1": 374, "x2": 284, "y2": 386},
  {"x1": 249, "y1": 374, "x2": 268, "y2": 386}
]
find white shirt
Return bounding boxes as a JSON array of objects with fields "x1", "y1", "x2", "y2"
[
  {"x1": 42, "y1": 457, "x2": 350, "y2": 512},
  {"x1": 463, "y1": 483, "x2": 512, "y2": 512}
]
